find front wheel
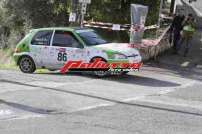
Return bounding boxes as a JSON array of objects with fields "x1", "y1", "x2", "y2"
[
  {"x1": 19, "y1": 56, "x2": 36, "y2": 73},
  {"x1": 122, "y1": 71, "x2": 129, "y2": 75}
]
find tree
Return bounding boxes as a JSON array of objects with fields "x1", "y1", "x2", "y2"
[
  {"x1": 0, "y1": 0, "x2": 161, "y2": 48},
  {"x1": 87, "y1": 0, "x2": 161, "y2": 25}
]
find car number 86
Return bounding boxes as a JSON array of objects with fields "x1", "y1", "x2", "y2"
[{"x1": 58, "y1": 52, "x2": 67, "y2": 61}]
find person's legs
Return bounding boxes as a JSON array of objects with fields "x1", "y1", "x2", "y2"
[
  {"x1": 177, "y1": 36, "x2": 184, "y2": 52},
  {"x1": 169, "y1": 31, "x2": 173, "y2": 44},
  {"x1": 173, "y1": 30, "x2": 181, "y2": 53},
  {"x1": 184, "y1": 38, "x2": 191, "y2": 57}
]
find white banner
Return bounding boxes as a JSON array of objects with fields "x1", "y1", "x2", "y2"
[
  {"x1": 112, "y1": 24, "x2": 121, "y2": 31},
  {"x1": 69, "y1": 13, "x2": 76, "y2": 22},
  {"x1": 130, "y1": 4, "x2": 148, "y2": 44},
  {"x1": 79, "y1": 0, "x2": 91, "y2": 4}
]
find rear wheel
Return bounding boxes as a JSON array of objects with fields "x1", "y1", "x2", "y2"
[{"x1": 19, "y1": 56, "x2": 36, "y2": 73}]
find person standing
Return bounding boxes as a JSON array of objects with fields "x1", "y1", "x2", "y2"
[
  {"x1": 180, "y1": 13, "x2": 196, "y2": 57},
  {"x1": 170, "y1": 11, "x2": 185, "y2": 54}
]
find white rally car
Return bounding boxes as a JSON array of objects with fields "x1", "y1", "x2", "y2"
[{"x1": 14, "y1": 27, "x2": 142, "y2": 76}]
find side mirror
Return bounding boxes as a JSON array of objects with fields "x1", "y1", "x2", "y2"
[{"x1": 74, "y1": 42, "x2": 84, "y2": 49}]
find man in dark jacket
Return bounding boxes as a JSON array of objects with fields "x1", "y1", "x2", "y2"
[{"x1": 170, "y1": 11, "x2": 185, "y2": 54}]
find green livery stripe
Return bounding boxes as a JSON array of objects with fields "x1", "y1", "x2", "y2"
[{"x1": 107, "y1": 59, "x2": 129, "y2": 63}]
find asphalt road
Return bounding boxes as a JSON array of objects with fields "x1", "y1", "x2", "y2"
[
  {"x1": 0, "y1": 63, "x2": 202, "y2": 134},
  {"x1": 183, "y1": 0, "x2": 202, "y2": 15}
]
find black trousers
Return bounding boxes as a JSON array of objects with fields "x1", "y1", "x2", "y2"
[{"x1": 173, "y1": 29, "x2": 181, "y2": 52}]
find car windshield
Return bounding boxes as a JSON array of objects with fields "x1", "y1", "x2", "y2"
[{"x1": 76, "y1": 29, "x2": 109, "y2": 46}]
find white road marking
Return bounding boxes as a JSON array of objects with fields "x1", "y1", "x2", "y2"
[
  {"x1": 27, "y1": 79, "x2": 98, "y2": 88},
  {"x1": 74, "y1": 103, "x2": 114, "y2": 112},
  {"x1": 7, "y1": 114, "x2": 45, "y2": 121},
  {"x1": 178, "y1": 80, "x2": 197, "y2": 89},
  {"x1": 136, "y1": 96, "x2": 202, "y2": 111},
  {"x1": 123, "y1": 96, "x2": 146, "y2": 102},
  {"x1": 0, "y1": 109, "x2": 13, "y2": 116}
]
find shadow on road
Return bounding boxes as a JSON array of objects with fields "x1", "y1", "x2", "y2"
[
  {"x1": 104, "y1": 75, "x2": 181, "y2": 87},
  {"x1": 146, "y1": 61, "x2": 202, "y2": 81},
  {"x1": 0, "y1": 99, "x2": 60, "y2": 115},
  {"x1": 34, "y1": 71, "x2": 181, "y2": 88}
]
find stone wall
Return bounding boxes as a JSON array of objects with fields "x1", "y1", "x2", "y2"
[{"x1": 139, "y1": 27, "x2": 171, "y2": 61}]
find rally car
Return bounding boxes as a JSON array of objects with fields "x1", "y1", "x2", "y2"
[{"x1": 13, "y1": 27, "x2": 142, "y2": 76}]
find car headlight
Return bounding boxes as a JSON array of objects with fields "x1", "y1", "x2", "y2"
[{"x1": 112, "y1": 54, "x2": 127, "y2": 59}]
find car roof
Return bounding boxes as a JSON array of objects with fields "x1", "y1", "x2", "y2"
[{"x1": 32, "y1": 27, "x2": 92, "y2": 32}]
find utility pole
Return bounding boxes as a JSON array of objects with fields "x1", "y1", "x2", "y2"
[
  {"x1": 69, "y1": 0, "x2": 79, "y2": 26},
  {"x1": 71, "y1": 0, "x2": 78, "y2": 13},
  {"x1": 79, "y1": 0, "x2": 91, "y2": 28},
  {"x1": 170, "y1": 0, "x2": 176, "y2": 14},
  {"x1": 69, "y1": 0, "x2": 91, "y2": 27},
  {"x1": 158, "y1": 0, "x2": 164, "y2": 27},
  {"x1": 80, "y1": 3, "x2": 87, "y2": 28}
]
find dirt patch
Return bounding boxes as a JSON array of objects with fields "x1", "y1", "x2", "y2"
[{"x1": 0, "y1": 49, "x2": 16, "y2": 68}]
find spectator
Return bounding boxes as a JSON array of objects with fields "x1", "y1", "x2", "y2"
[
  {"x1": 170, "y1": 11, "x2": 185, "y2": 54},
  {"x1": 180, "y1": 13, "x2": 196, "y2": 57}
]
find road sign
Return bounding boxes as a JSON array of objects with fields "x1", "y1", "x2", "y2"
[
  {"x1": 69, "y1": 12, "x2": 76, "y2": 22},
  {"x1": 112, "y1": 24, "x2": 121, "y2": 31},
  {"x1": 79, "y1": 0, "x2": 91, "y2": 4},
  {"x1": 81, "y1": 3, "x2": 87, "y2": 14}
]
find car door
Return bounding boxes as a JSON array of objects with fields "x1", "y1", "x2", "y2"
[
  {"x1": 30, "y1": 30, "x2": 53, "y2": 68},
  {"x1": 49, "y1": 30, "x2": 86, "y2": 69}
]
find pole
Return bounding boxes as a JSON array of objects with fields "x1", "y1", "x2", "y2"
[
  {"x1": 70, "y1": 0, "x2": 79, "y2": 26},
  {"x1": 81, "y1": 12, "x2": 84, "y2": 28},
  {"x1": 158, "y1": 0, "x2": 164, "y2": 27},
  {"x1": 170, "y1": 0, "x2": 176, "y2": 13},
  {"x1": 80, "y1": 3, "x2": 87, "y2": 28}
]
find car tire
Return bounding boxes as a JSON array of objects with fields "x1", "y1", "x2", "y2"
[
  {"x1": 122, "y1": 71, "x2": 129, "y2": 75},
  {"x1": 19, "y1": 56, "x2": 36, "y2": 73},
  {"x1": 48, "y1": 69, "x2": 57, "y2": 72},
  {"x1": 91, "y1": 58, "x2": 109, "y2": 77}
]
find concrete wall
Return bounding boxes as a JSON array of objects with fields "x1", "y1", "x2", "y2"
[{"x1": 139, "y1": 27, "x2": 171, "y2": 61}]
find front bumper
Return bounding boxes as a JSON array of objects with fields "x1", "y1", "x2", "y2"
[
  {"x1": 107, "y1": 57, "x2": 143, "y2": 72},
  {"x1": 13, "y1": 53, "x2": 21, "y2": 65},
  {"x1": 108, "y1": 55, "x2": 142, "y2": 64}
]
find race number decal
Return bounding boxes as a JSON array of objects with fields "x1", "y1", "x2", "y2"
[{"x1": 57, "y1": 52, "x2": 67, "y2": 61}]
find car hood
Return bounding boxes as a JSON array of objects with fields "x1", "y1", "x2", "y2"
[{"x1": 93, "y1": 43, "x2": 140, "y2": 56}]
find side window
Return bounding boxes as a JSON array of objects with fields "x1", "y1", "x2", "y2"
[
  {"x1": 52, "y1": 31, "x2": 82, "y2": 48},
  {"x1": 31, "y1": 30, "x2": 53, "y2": 46}
]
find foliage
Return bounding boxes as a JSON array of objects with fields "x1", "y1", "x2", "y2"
[
  {"x1": 87, "y1": 0, "x2": 160, "y2": 25},
  {"x1": 0, "y1": 0, "x2": 161, "y2": 48}
]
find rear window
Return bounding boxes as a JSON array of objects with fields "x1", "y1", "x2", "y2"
[{"x1": 31, "y1": 30, "x2": 53, "y2": 46}]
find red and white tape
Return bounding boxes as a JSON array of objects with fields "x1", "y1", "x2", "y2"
[{"x1": 83, "y1": 21, "x2": 158, "y2": 31}]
